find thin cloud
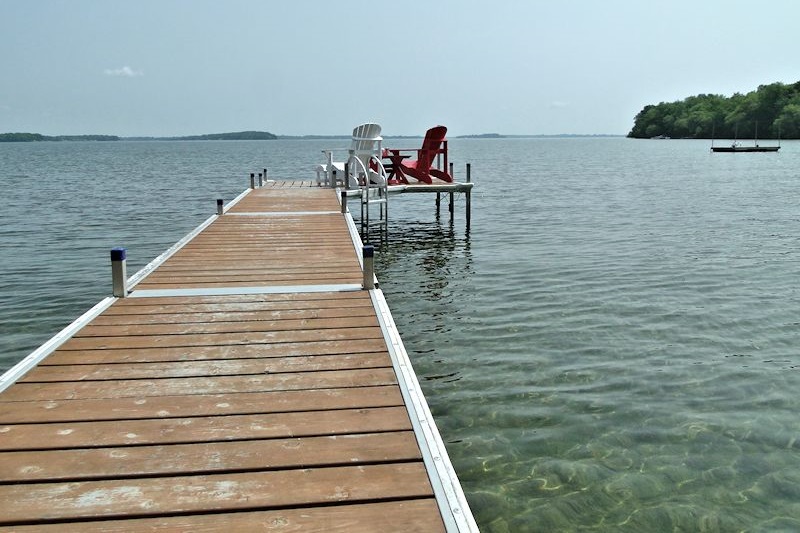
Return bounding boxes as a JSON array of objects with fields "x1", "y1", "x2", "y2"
[
  {"x1": 550, "y1": 101, "x2": 569, "y2": 108},
  {"x1": 104, "y1": 66, "x2": 143, "y2": 77}
]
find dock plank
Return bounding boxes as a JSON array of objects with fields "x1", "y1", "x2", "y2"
[
  {"x1": 0, "y1": 431, "x2": 421, "y2": 482},
  {"x1": 89, "y1": 307, "x2": 377, "y2": 325},
  {"x1": 3, "y1": 367, "x2": 399, "y2": 401},
  {"x1": 101, "y1": 300, "x2": 373, "y2": 316},
  {"x1": 0, "y1": 406, "x2": 412, "y2": 450},
  {"x1": 57, "y1": 326, "x2": 384, "y2": 350},
  {"x1": 21, "y1": 352, "x2": 391, "y2": 382},
  {"x1": 0, "y1": 385, "x2": 403, "y2": 423},
  {"x1": 0, "y1": 463, "x2": 433, "y2": 524},
  {"x1": 74, "y1": 316, "x2": 379, "y2": 337},
  {"x1": 114, "y1": 291, "x2": 370, "y2": 303},
  {"x1": 39, "y1": 338, "x2": 388, "y2": 365},
  {"x1": 6, "y1": 500, "x2": 445, "y2": 532}
]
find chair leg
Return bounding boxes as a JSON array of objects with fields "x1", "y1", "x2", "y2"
[
  {"x1": 429, "y1": 168, "x2": 453, "y2": 183},
  {"x1": 405, "y1": 168, "x2": 432, "y2": 184}
]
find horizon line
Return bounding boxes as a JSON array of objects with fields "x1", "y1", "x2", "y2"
[{"x1": 1, "y1": 130, "x2": 627, "y2": 140}]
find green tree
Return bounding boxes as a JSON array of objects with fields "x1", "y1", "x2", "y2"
[
  {"x1": 628, "y1": 81, "x2": 800, "y2": 139},
  {"x1": 774, "y1": 102, "x2": 800, "y2": 138}
]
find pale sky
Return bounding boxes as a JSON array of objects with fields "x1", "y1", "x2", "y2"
[{"x1": 1, "y1": 0, "x2": 799, "y2": 137}]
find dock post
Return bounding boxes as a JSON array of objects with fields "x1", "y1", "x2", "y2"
[
  {"x1": 264, "y1": 168, "x2": 268, "y2": 182},
  {"x1": 216, "y1": 199, "x2": 224, "y2": 215},
  {"x1": 436, "y1": 194, "x2": 441, "y2": 217},
  {"x1": 110, "y1": 247, "x2": 128, "y2": 298},
  {"x1": 448, "y1": 163, "x2": 455, "y2": 219},
  {"x1": 449, "y1": 191, "x2": 454, "y2": 219},
  {"x1": 258, "y1": 172, "x2": 263, "y2": 187},
  {"x1": 466, "y1": 163, "x2": 472, "y2": 230},
  {"x1": 331, "y1": 160, "x2": 340, "y2": 189},
  {"x1": 362, "y1": 244, "x2": 375, "y2": 290},
  {"x1": 341, "y1": 190, "x2": 347, "y2": 214},
  {"x1": 249, "y1": 173, "x2": 255, "y2": 189}
]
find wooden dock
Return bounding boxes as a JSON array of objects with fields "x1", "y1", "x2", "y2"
[{"x1": 0, "y1": 181, "x2": 476, "y2": 531}]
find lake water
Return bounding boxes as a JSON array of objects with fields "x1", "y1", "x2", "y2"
[{"x1": 2, "y1": 138, "x2": 800, "y2": 531}]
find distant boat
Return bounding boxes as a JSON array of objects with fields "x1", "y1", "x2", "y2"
[
  {"x1": 711, "y1": 143, "x2": 780, "y2": 153},
  {"x1": 711, "y1": 122, "x2": 780, "y2": 152}
]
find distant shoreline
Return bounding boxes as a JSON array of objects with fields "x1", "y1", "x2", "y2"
[
  {"x1": 0, "y1": 131, "x2": 625, "y2": 143},
  {"x1": 454, "y1": 133, "x2": 623, "y2": 139}
]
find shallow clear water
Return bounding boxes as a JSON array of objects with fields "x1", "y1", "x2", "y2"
[{"x1": 2, "y1": 138, "x2": 800, "y2": 531}]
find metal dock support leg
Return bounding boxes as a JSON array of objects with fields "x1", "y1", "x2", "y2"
[
  {"x1": 466, "y1": 163, "x2": 472, "y2": 230},
  {"x1": 448, "y1": 162, "x2": 455, "y2": 219},
  {"x1": 449, "y1": 192, "x2": 454, "y2": 220}
]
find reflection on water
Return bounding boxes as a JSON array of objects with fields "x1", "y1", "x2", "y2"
[{"x1": 372, "y1": 208, "x2": 474, "y2": 388}]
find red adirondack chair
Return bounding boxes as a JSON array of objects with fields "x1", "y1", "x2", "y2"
[{"x1": 384, "y1": 125, "x2": 452, "y2": 184}]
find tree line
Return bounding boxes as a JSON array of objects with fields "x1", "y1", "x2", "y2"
[
  {"x1": 0, "y1": 131, "x2": 279, "y2": 142},
  {"x1": 173, "y1": 131, "x2": 277, "y2": 141},
  {"x1": 628, "y1": 81, "x2": 800, "y2": 139},
  {"x1": 0, "y1": 133, "x2": 120, "y2": 142}
]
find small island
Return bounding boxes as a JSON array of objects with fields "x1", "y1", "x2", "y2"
[
  {"x1": 0, "y1": 131, "x2": 277, "y2": 142},
  {"x1": 146, "y1": 131, "x2": 278, "y2": 141},
  {"x1": 628, "y1": 80, "x2": 800, "y2": 139},
  {"x1": 0, "y1": 133, "x2": 120, "y2": 142},
  {"x1": 456, "y1": 133, "x2": 504, "y2": 139}
]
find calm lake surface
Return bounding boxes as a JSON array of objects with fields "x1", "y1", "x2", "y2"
[{"x1": 2, "y1": 138, "x2": 800, "y2": 531}]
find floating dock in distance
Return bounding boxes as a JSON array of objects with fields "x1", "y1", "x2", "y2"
[
  {"x1": 710, "y1": 145, "x2": 780, "y2": 152},
  {"x1": 0, "y1": 181, "x2": 477, "y2": 531}
]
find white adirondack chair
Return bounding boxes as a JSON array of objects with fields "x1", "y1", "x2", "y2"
[{"x1": 316, "y1": 123, "x2": 386, "y2": 188}]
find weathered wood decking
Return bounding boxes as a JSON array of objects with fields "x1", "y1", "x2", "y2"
[{"x1": 0, "y1": 181, "x2": 475, "y2": 531}]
